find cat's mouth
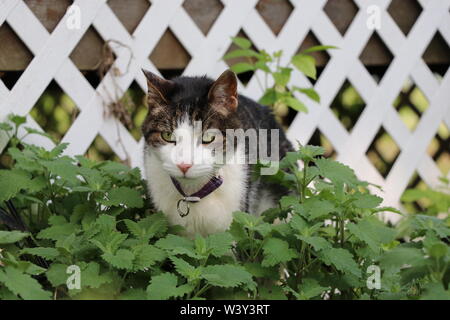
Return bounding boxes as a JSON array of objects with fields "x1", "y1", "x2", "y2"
[{"x1": 162, "y1": 161, "x2": 220, "y2": 180}]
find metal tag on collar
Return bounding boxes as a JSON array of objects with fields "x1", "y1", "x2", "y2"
[
  {"x1": 177, "y1": 199, "x2": 189, "y2": 217},
  {"x1": 176, "y1": 196, "x2": 201, "y2": 218}
]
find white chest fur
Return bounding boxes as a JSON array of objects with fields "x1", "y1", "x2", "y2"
[{"x1": 143, "y1": 151, "x2": 247, "y2": 238}]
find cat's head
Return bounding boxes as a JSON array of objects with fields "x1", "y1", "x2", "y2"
[{"x1": 141, "y1": 69, "x2": 241, "y2": 180}]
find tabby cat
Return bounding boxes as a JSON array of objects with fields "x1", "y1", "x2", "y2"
[{"x1": 142, "y1": 69, "x2": 292, "y2": 238}]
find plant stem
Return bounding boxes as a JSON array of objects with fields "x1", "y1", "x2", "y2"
[
  {"x1": 245, "y1": 57, "x2": 265, "y2": 93},
  {"x1": 193, "y1": 284, "x2": 211, "y2": 298},
  {"x1": 301, "y1": 160, "x2": 309, "y2": 203}
]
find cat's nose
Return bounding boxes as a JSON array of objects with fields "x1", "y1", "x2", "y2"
[{"x1": 177, "y1": 163, "x2": 192, "y2": 174}]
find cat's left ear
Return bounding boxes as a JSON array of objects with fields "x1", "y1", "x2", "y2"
[
  {"x1": 208, "y1": 70, "x2": 238, "y2": 115},
  {"x1": 142, "y1": 69, "x2": 175, "y2": 106}
]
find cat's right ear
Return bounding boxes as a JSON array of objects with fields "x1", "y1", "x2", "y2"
[
  {"x1": 142, "y1": 69, "x2": 175, "y2": 106},
  {"x1": 208, "y1": 70, "x2": 238, "y2": 116}
]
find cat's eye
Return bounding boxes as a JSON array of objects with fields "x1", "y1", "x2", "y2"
[
  {"x1": 202, "y1": 132, "x2": 216, "y2": 144},
  {"x1": 161, "y1": 132, "x2": 176, "y2": 143}
]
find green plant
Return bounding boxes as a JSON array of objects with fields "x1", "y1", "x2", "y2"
[
  {"x1": 401, "y1": 177, "x2": 450, "y2": 218},
  {"x1": 0, "y1": 116, "x2": 449, "y2": 300},
  {"x1": 223, "y1": 37, "x2": 336, "y2": 117}
]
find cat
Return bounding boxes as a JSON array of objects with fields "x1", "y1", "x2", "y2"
[{"x1": 142, "y1": 69, "x2": 292, "y2": 238}]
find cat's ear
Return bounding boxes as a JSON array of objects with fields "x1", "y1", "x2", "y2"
[
  {"x1": 208, "y1": 70, "x2": 238, "y2": 115},
  {"x1": 142, "y1": 69, "x2": 175, "y2": 106}
]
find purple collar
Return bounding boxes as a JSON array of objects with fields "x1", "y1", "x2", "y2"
[{"x1": 170, "y1": 176, "x2": 223, "y2": 217}]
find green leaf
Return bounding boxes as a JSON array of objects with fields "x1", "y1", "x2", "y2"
[
  {"x1": 401, "y1": 188, "x2": 445, "y2": 203},
  {"x1": 194, "y1": 235, "x2": 207, "y2": 256},
  {"x1": 100, "y1": 187, "x2": 143, "y2": 208},
  {"x1": 290, "y1": 214, "x2": 309, "y2": 234},
  {"x1": 293, "y1": 87, "x2": 321, "y2": 103},
  {"x1": 147, "y1": 273, "x2": 193, "y2": 300},
  {"x1": 37, "y1": 218, "x2": 77, "y2": 241},
  {"x1": 299, "y1": 145, "x2": 325, "y2": 161},
  {"x1": 291, "y1": 54, "x2": 316, "y2": 79},
  {"x1": 21, "y1": 262, "x2": 46, "y2": 276},
  {"x1": 282, "y1": 96, "x2": 308, "y2": 112},
  {"x1": 427, "y1": 242, "x2": 448, "y2": 259},
  {"x1": 230, "y1": 62, "x2": 255, "y2": 74},
  {"x1": 137, "y1": 213, "x2": 169, "y2": 239},
  {"x1": 379, "y1": 246, "x2": 424, "y2": 270},
  {"x1": 319, "y1": 248, "x2": 361, "y2": 278},
  {"x1": 27, "y1": 176, "x2": 47, "y2": 193},
  {"x1": 41, "y1": 159, "x2": 79, "y2": 185},
  {"x1": 255, "y1": 60, "x2": 271, "y2": 72},
  {"x1": 118, "y1": 289, "x2": 147, "y2": 300},
  {"x1": 258, "y1": 286, "x2": 287, "y2": 300},
  {"x1": 202, "y1": 264, "x2": 255, "y2": 289},
  {"x1": 301, "y1": 45, "x2": 338, "y2": 54},
  {"x1": 347, "y1": 217, "x2": 396, "y2": 251},
  {"x1": 81, "y1": 262, "x2": 113, "y2": 289},
  {"x1": 273, "y1": 68, "x2": 292, "y2": 86},
  {"x1": 46, "y1": 264, "x2": 69, "y2": 287},
  {"x1": 8, "y1": 148, "x2": 41, "y2": 171},
  {"x1": 302, "y1": 198, "x2": 336, "y2": 220},
  {"x1": 410, "y1": 215, "x2": 450, "y2": 238},
  {"x1": 206, "y1": 232, "x2": 233, "y2": 257},
  {"x1": 231, "y1": 36, "x2": 252, "y2": 49},
  {"x1": 298, "y1": 278, "x2": 330, "y2": 299},
  {"x1": 78, "y1": 167, "x2": 109, "y2": 191},
  {"x1": 170, "y1": 256, "x2": 199, "y2": 280},
  {"x1": 352, "y1": 193, "x2": 383, "y2": 209},
  {"x1": 0, "y1": 122, "x2": 13, "y2": 132},
  {"x1": 297, "y1": 236, "x2": 332, "y2": 251},
  {"x1": 23, "y1": 127, "x2": 53, "y2": 140},
  {"x1": 223, "y1": 49, "x2": 259, "y2": 60},
  {"x1": 420, "y1": 283, "x2": 450, "y2": 300},
  {"x1": 92, "y1": 231, "x2": 127, "y2": 254},
  {"x1": 0, "y1": 169, "x2": 32, "y2": 202},
  {"x1": 8, "y1": 114, "x2": 26, "y2": 127},
  {"x1": 244, "y1": 262, "x2": 280, "y2": 280},
  {"x1": 96, "y1": 214, "x2": 116, "y2": 232},
  {"x1": 233, "y1": 211, "x2": 261, "y2": 228},
  {"x1": 0, "y1": 231, "x2": 29, "y2": 244},
  {"x1": 124, "y1": 219, "x2": 141, "y2": 238},
  {"x1": 0, "y1": 266, "x2": 51, "y2": 300},
  {"x1": 20, "y1": 247, "x2": 60, "y2": 260},
  {"x1": 315, "y1": 158, "x2": 359, "y2": 186},
  {"x1": 258, "y1": 88, "x2": 278, "y2": 105},
  {"x1": 156, "y1": 234, "x2": 197, "y2": 258},
  {"x1": 0, "y1": 287, "x2": 19, "y2": 300},
  {"x1": 48, "y1": 143, "x2": 69, "y2": 158},
  {"x1": 102, "y1": 249, "x2": 135, "y2": 270},
  {"x1": 133, "y1": 245, "x2": 166, "y2": 270},
  {"x1": 261, "y1": 238, "x2": 297, "y2": 267},
  {"x1": 280, "y1": 196, "x2": 300, "y2": 211}
]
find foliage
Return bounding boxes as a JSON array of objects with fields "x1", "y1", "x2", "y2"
[
  {"x1": 0, "y1": 117, "x2": 448, "y2": 300},
  {"x1": 223, "y1": 37, "x2": 336, "y2": 117}
]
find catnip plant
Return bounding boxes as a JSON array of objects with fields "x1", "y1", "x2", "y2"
[{"x1": 0, "y1": 118, "x2": 448, "y2": 300}]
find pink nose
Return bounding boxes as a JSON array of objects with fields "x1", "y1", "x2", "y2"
[{"x1": 177, "y1": 163, "x2": 192, "y2": 174}]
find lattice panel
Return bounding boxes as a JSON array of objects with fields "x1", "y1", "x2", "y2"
[{"x1": 0, "y1": 0, "x2": 449, "y2": 221}]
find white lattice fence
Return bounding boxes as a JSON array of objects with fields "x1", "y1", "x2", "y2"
[{"x1": 0, "y1": 0, "x2": 449, "y2": 218}]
